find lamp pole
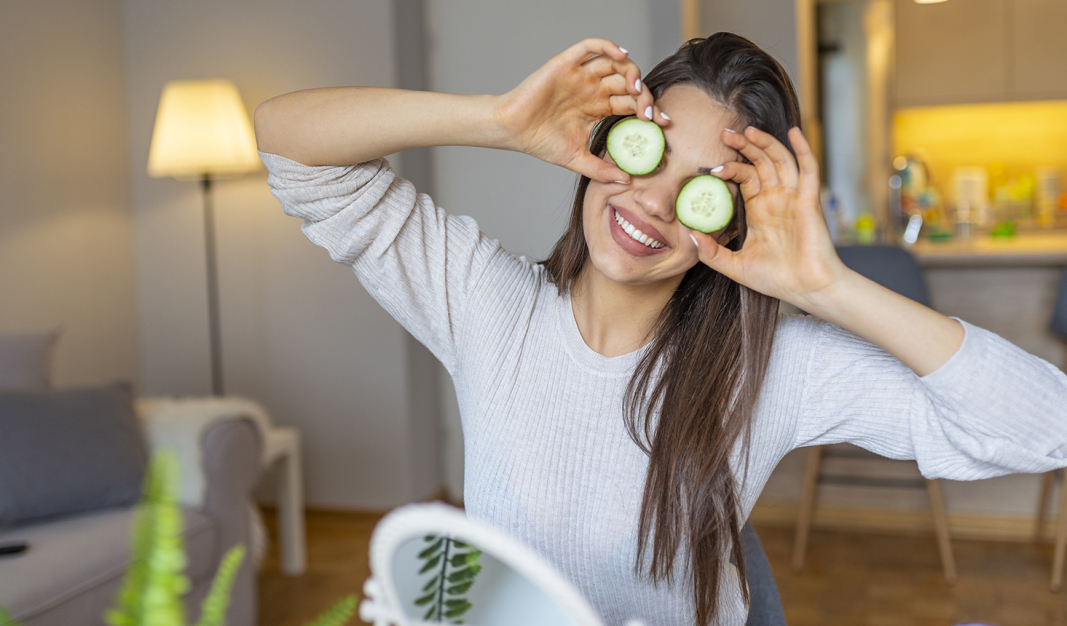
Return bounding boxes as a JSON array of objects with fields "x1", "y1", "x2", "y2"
[{"x1": 201, "y1": 174, "x2": 224, "y2": 396}]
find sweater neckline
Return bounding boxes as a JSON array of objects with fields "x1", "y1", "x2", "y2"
[{"x1": 555, "y1": 288, "x2": 651, "y2": 375}]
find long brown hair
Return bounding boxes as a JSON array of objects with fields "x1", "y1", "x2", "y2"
[{"x1": 542, "y1": 33, "x2": 802, "y2": 625}]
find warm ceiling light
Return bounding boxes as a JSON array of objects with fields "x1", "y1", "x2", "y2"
[{"x1": 914, "y1": 0, "x2": 949, "y2": 4}]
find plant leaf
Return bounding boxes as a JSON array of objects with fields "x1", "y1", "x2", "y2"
[
  {"x1": 105, "y1": 452, "x2": 188, "y2": 626},
  {"x1": 414, "y1": 592, "x2": 436, "y2": 606},
  {"x1": 194, "y1": 545, "x2": 246, "y2": 626},
  {"x1": 419, "y1": 554, "x2": 442, "y2": 574},
  {"x1": 447, "y1": 567, "x2": 475, "y2": 583},
  {"x1": 444, "y1": 601, "x2": 473, "y2": 618},
  {"x1": 302, "y1": 594, "x2": 357, "y2": 626},
  {"x1": 0, "y1": 604, "x2": 20, "y2": 626},
  {"x1": 422, "y1": 575, "x2": 440, "y2": 593},
  {"x1": 446, "y1": 582, "x2": 472, "y2": 595},
  {"x1": 419, "y1": 541, "x2": 443, "y2": 559}
]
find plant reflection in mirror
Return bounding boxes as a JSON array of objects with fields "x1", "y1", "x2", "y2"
[{"x1": 415, "y1": 536, "x2": 482, "y2": 623}]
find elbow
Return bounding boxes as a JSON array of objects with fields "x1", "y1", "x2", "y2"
[{"x1": 253, "y1": 98, "x2": 277, "y2": 155}]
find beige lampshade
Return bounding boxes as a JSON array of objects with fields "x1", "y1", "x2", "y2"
[{"x1": 147, "y1": 79, "x2": 261, "y2": 179}]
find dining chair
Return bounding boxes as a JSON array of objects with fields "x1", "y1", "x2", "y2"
[
  {"x1": 790, "y1": 245, "x2": 957, "y2": 585},
  {"x1": 741, "y1": 521, "x2": 786, "y2": 626},
  {"x1": 1033, "y1": 265, "x2": 1067, "y2": 591}
]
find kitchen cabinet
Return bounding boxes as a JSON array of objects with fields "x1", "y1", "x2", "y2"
[
  {"x1": 895, "y1": 0, "x2": 1007, "y2": 107},
  {"x1": 895, "y1": 0, "x2": 1067, "y2": 107},
  {"x1": 1012, "y1": 0, "x2": 1067, "y2": 101}
]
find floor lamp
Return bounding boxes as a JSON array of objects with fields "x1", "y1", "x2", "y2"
[{"x1": 147, "y1": 79, "x2": 261, "y2": 396}]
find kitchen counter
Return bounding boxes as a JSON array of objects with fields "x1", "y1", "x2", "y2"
[{"x1": 908, "y1": 231, "x2": 1067, "y2": 267}]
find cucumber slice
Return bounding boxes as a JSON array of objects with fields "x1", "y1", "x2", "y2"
[
  {"x1": 606, "y1": 118, "x2": 665, "y2": 176},
  {"x1": 676, "y1": 175, "x2": 733, "y2": 233}
]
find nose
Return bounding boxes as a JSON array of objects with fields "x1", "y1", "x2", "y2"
[{"x1": 631, "y1": 172, "x2": 678, "y2": 223}]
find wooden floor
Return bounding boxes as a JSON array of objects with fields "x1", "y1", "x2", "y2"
[{"x1": 258, "y1": 509, "x2": 1067, "y2": 625}]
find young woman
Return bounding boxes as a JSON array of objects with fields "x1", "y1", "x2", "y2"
[{"x1": 254, "y1": 33, "x2": 1067, "y2": 626}]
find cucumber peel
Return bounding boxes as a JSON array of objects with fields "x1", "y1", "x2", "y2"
[
  {"x1": 606, "y1": 118, "x2": 665, "y2": 176},
  {"x1": 676, "y1": 175, "x2": 733, "y2": 233}
]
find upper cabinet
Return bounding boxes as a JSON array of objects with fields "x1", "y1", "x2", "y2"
[
  {"x1": 1012, "y1": 0, "x2": 1067, "y2": 100},
  {"x1": 895, "y1": 0, "x2": 1067, "y2": 108}
]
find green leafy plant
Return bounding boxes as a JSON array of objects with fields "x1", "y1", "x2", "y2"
[
  {"x1": 415, "y1": 535, "x2": 482, "y2": 623},
  {"x1": 0, "y1": 451, "x2": 357, "y2": 626},
  {"x1": 0, "y1": 604, "x2": 16, "y2": 626}
]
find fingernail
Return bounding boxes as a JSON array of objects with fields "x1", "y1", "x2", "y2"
[
  {"x1": 661, "y1": 112, "x2": 671, "y2": 121},
  {"x1": 690, "y1": 233, "x2": 699, "y2": 248},
  {"x1": 614, "y1": 180, "x2": 627, "y2": 185},
  {"x1": 711, "y1": 165, "x2": 724, "y2": 173},
  {"x1": 724, "y1": 128, "x2": 737, "y2": 134},
  {"x1": 644, "y1": 106, "x2": 653, "y2": 120},
  {"x1": 634, "y1": 78, "x2": 642, "y2": 92},
  {"x1": 619, "y1": 46, "x2": 629, "y2": 54}
]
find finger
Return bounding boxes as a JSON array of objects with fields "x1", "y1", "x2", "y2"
[
  {"x1": 789, "y1": 127, "x2": 821, "y2": 200},
  {"x1": 561, "y1": 38, "x2": 630, "y2": 65},
  {"x1": 635, "y1": 81, "x2": 656, "y2": 122},
  {"x1": 600, "y1": 74, "x2": 632, "y2": 97},
  {"x1": 744, "y1": 126, "x2": 799, "y2": 189},
  {"x1": 573, "y1": 150, "x2": 631, "y2": 184},
  {"x1": 581, "y1": 54, "x2": 643, "y2": 90},
  {"x1": 722, "y1": 128, "x2": 780, "y2": 188},
  {"x1": 607, "y1": 94, "x2": 640, "y2": 117},
  {"x1": 690, "y1": 230, "x2": 742, "y2": 282},
  {"x1": 711, "y1": 161, "x2": 761, "y2": 200}
]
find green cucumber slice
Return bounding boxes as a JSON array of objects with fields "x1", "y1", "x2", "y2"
[
  {"x1": 676, "y1": 175, "x2": 733, "y2": 233},
  {"x1": 606, "y1": 118, "x2": 665, "y2": 176}
]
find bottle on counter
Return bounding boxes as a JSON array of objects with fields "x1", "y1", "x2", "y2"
[
  {"x1": 954, "y1": 167, "x2": 990, "y2": 229},
  {"x1": 1036, "y1": 168, "x2": 1062, "y2": 228}
]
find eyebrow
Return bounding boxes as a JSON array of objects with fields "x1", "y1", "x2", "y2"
[{"x1": 663, "y1": 141, "x2": 741, "y2": 174}]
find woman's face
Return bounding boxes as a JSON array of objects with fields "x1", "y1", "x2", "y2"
[{"x1": 582, "y1": 84, "x2": 744, "y2": 287}]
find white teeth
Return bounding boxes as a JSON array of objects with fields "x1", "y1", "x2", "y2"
[{"x1": 614, "y1": 209, "x2": 665, "y2": 249}]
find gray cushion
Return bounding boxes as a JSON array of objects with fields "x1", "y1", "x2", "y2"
[
  {"x1": 0, "y1": 331, "x2": 58, "y2": 391},
  {"x1": 0, "y1": 385, "x2": 147, "y2": 527},
  {"x1": 0, "y1": 507, "x2": 216, "y2": 623}
]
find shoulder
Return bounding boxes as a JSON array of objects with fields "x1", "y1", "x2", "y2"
[
  {"x1": 770, "y1": 312, "x2": 827, "y2": 356},
  {"x1": 469, "y1": 246, "x2": 552, "y2": 309}
]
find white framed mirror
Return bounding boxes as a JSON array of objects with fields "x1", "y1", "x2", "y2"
[{"x1": 359, "y1": 502, "x2": 645, "y2": 626}]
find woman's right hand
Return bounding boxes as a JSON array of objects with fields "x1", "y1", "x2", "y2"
[{"x1": 494, "y1": 38, "x2": 668, "y2": 184}]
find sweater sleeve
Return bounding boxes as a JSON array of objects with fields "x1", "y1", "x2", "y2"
[
  {"x1": 260, "y1": 151, "x2": 499, "y2": 374},
  {"x1": 793, "y1": 316, "x2": 1067, "y2": 480}
]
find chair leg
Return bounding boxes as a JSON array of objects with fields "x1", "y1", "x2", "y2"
[
  {"x1": 1036, "y1": 470, "x2": 1058, "y2": 541},
  {"x1": 925, "y1": 479, "x2": 957, "y2": 585},
  {"x1": 792, "y1": 446, "x2": 824, "y2": 573},
  {"x1": 1051, "y1": 476, "x2": 1067, "y2": 592}
]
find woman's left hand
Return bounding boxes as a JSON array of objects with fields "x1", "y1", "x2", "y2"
[{"x1": 689, "y1": 126, "x2": 846, "y2": 310}]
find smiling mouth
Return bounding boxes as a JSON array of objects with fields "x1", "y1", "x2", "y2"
[{"x1": 613, "y1": 209, "x2": 666, "y2": 249}]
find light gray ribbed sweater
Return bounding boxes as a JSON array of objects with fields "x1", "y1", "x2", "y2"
[{"x1": 261, "y1": 152, "x2": 1067, "y2": 625}]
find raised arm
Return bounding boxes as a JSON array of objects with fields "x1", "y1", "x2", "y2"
[
  {"x1": 691, "y1": 126, "x2": 962, "y2": 377},
  {"x1": 254, "y1": 88, "x2": 505, "y2": 167},
  {"x1": 253, "y1": 38, "x2": 664, "y2": 183}
]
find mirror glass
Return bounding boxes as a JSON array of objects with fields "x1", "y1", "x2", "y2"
[{"x1": 391, "y1": 534, "x2": 581, "y2": 626}]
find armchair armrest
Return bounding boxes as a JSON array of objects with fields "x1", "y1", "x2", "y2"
[{"x1": 198, "y1": 418, "x2": 262, "y2": 626}]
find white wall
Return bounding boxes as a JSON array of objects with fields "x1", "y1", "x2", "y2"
[
  {"x1": 700, "y1": 0, "x2": 800, "y2": 86},
  {"x1": 423, "y1": 0, "x2": 680, "y2": 501},
  {"x1": 0, "y1": 0, "x2": 138, "y2": 388},
  {"x1": 124, "y1": 0, "x2": 439, "y2": 509}
]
